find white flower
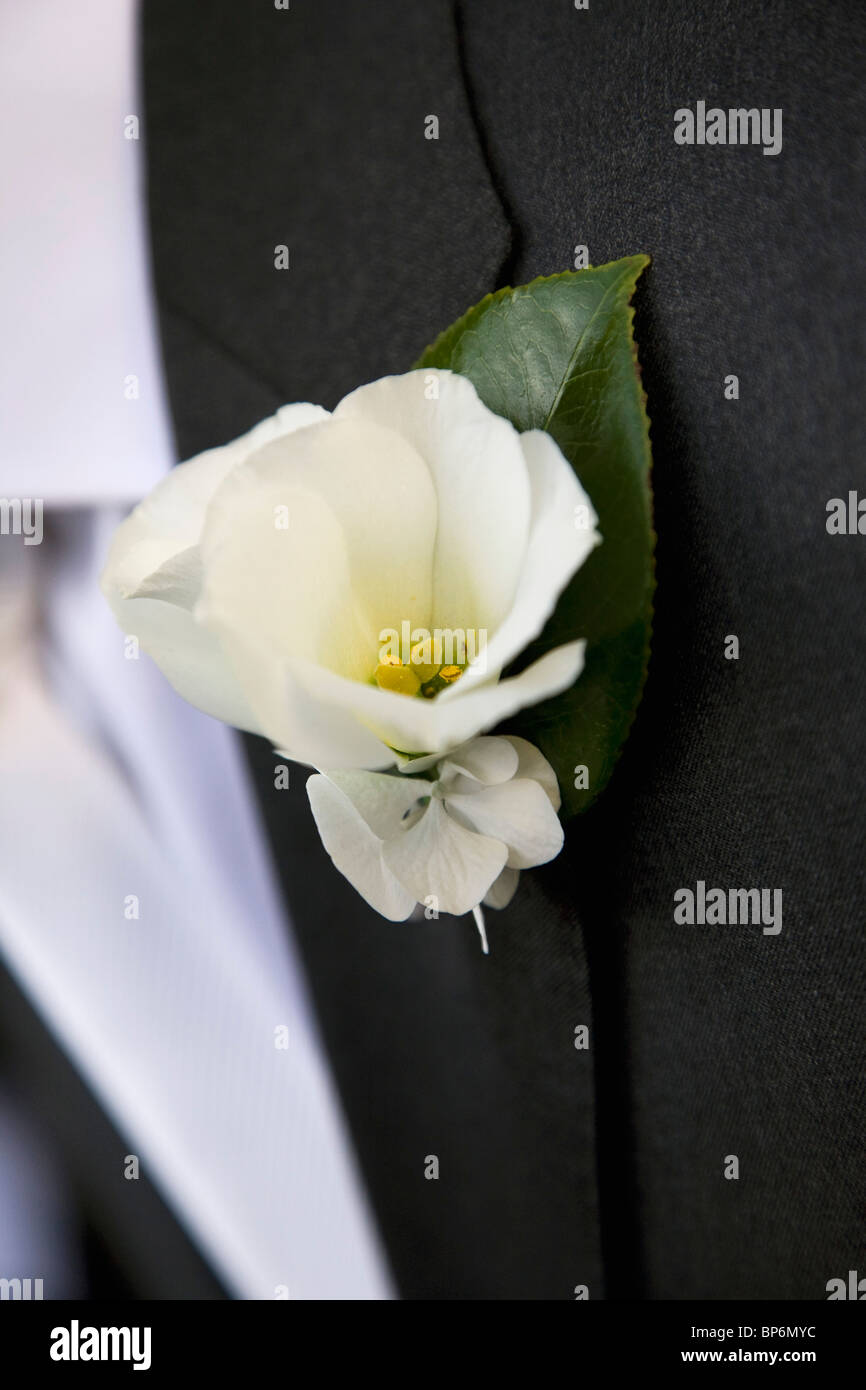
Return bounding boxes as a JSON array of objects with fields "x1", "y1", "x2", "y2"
[
  {"x1": 101, "y1": 370, "x2": 599, "y2": 769},
  {"x1": 307, "y1": 736, "x2": 563, "y2": 928}
]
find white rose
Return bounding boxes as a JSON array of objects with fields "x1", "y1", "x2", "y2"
[{"x1": 101, "y1": 370, "x2": 599, "y2": 770}]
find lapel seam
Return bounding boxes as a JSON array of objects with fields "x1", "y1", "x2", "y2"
[
  {"x1": 162, "y1": 295, "x2": 287, "y2": 405},
  {"x1": 451, "y1": 0, "x2": 520, "y2": 290}
]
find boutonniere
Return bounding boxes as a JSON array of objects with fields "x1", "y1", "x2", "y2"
[{"x1": 102, "y1": 257, "x2": 654, "y2": 951}]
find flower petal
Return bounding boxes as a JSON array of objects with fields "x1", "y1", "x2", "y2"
[
  {"x1": 501, "y1": 735, "x2": 561, "y2": 811},
  {"x1": 100, "y1": 403, "x2": 328, "y2": 731},
  {"x1": 439, "y1": 736, "x2": 519, "y2": 786},
  {"x1": 238, "y1": 417, "x2": 436, "y2": 645},
  {"x1": 440, "y1": 426, "x2": 601, "y2": 699},
  {"x1": 203, "y1": 483, "x2": 372, "y2": 685},
  {"x1": 277, "y1": 639, "x2": 584, "y2": 766},
  {"x1": 483, "y1": 866, "x2": 521, "y2": 909},
  {"x1": 394, "y1": 748, "x2": 447, "y2": 775},
  {"x1": 104, "y1": 403, "x2": 329, "y2": 600},
  {"x1": 104, "y1": 592, "x2": 261, "y2": 732},
  {"x1": 251, "y1": 656, "x2": 396, "y2": 769},
  {"x1": 198, "y1": 417, "x2": 443, "y2": 755},
  {"x1": 323, "y1": 770, "x2": 434, "y2": 840},
  {"x1": 120, "y1": 544, "x2": 202, "y2": 607},
  {"x1": 445, "y1": 778, "x2": 564, "y2": 870},
  {"x1": 307, "y1": 774, "x2": 416, "y2": 921},
  {"x1": 334, "y1": 370, "x2": 531, "y2": 634},
  {"x1": 381, "y1": 798, "x2": 507, "y2": 917}
]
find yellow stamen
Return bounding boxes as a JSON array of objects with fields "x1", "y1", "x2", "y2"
[
  {"x1": 376, "y1": 661, "x2": 421, "y2": 697},
  {"x1": 409, "y1": 641, "x2": 440, "y2": 683}
]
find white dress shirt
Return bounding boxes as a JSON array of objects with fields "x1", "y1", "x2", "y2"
[{"x1": 0, "y1": 0, "x2": 391, "y2": 1299}]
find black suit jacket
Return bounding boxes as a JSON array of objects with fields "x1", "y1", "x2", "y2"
[
  {"x1": 4, "y1": 0, "x2": 861, "y2": 1302},
  {"x1": 141, "y1": 0, "x2": 865, "y2": 1300}
]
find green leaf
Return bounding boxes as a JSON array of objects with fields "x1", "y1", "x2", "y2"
[{"x1": 415, "y1": 255, "x2": 654, "y2": 819}]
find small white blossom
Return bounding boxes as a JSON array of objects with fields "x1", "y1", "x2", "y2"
[{"x1": 308, "y1": 735, "x2": 562, "y2": 922}]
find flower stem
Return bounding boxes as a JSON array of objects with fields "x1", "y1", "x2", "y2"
[{"x1": 472, "y1": 905, "x2": 489, "y2": 956}]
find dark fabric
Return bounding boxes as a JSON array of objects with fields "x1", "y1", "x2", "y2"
[
  {"x1": 457, "y1": 0, "x2": 866, "y2": 1298},
  {"x1": 141, "y1": 0, "x2": 866, "y2": 1299}
]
